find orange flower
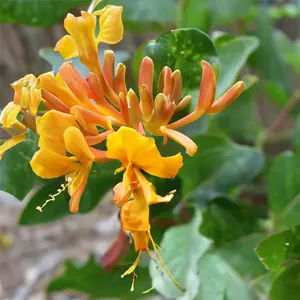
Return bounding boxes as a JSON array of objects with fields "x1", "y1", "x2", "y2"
[{"x1": 106, "y1": 127, "x2": 184, "y2": 291}]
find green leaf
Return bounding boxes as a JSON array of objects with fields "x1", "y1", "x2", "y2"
[
  {"x1": 263, "y1": 81, "x2": 290, "y2": 106},
  {"x1": 39, "y1": 47, "x2": 130, "y2": 77},
  {"x1": 145, "y1": 28, "x2": 219, "y2": 90},
  {"x1": 0, "y1": 0, "x2": 89, "y2": 26},
  {"x1": 214, "y1": 75, "x2": 262, "y2": 142},
  {"x1": 178, "y1": 0, "x2": 211, "y2": 32},
  {"x1": 250, "y1": 11, "x2": 292, "y2": 101},
  {"x1": 19, "y1": 161, "x2": 119, "y2": 225},
  {"x1": 200, "y1": 197, "x2": 262, "y2": 247},
  {"x1": 255, "y1": 224, "x2": 300, "y2": 270},
  {"x1": 196, "y1": 253, "x2": 255, "y2": 300},
  {"x1": 267, "y1": 151, "x2": 300, "y2": 231},
  {"x1": 208, "y1": 0, "x2": 252, "y2": 26},
  {"x1": 0, "y1": 129, "x2": 40, "y2": 200},
  {"x1": 47, "y1": 255, "x2": 152, "y2": 298},
  {"x1": 179, "y1": 134, "x2": 264, "y2": 204},
  {"x1": 215, "y1": 35, "x2": 259, "y2": 97},
  {"x1": 149, "y1": 210, "x2": 211, "y2": 299},
  {"x1": 269, "y1": 263, "x2": 300, "y2": 300}
]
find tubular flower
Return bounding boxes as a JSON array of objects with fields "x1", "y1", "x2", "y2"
[
  {"x1": 30, "y1": 110, "x2": 111, "y2": 213},
  {"x1": 0, "y1": 74, "x2": 43, "y2": 159},
  {"x1": 54, "y1": 1, "x2": 123, "y2": 72},
  {"x1": 127, "y1": 57, "x2": 245, "y2": 156},
  {"x1": 106, "y1": 127, "x2": 184, "y2": 291}
]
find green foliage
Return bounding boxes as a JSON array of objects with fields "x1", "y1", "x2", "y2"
[
  {"x1": 144, "y1": 28, "x2": 219, "y2": 89},
  {"x1": 47, "y1": 255, "x2": 152, "y2": 298},
  {"x1": 149, "y1": 210, "x2": 211, "y2": 299},
  {"x1": 179, "y1": 134, "x2": 264, "y2": 203},
  {"x1": 0, "y1": 0, "x2": 90, "y2": 26},
  {"x1": 0, "y1": 129, "x2": 40, "y2": 200}
]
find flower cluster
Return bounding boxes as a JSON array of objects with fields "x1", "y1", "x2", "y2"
[{"x1": 0, "y1": 0, "x2": 244, "y2": 292}]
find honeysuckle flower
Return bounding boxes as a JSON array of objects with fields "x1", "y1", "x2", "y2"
[
  {"x1": 106, "y1": 127, "x2": 184, "y2": 291},
  {"x1": 127, "y1": 57, "x2": 245, "y2": 156},
  {"x1": 54, "y1": 2, "x2": 123, "y2": 72},
  {"x1": 0, "y1": 102, "x2": 26, "y2": 159},
  {"x1": 31, "y1": 110, "x2": 111, "y2": 213}
]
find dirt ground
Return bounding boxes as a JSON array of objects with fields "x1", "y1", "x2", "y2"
[{"x1": 0, "y1": 190, "x2": 121, "y2": 300}]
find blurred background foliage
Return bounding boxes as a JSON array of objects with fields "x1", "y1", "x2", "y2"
[{"x1": 0, "y1": 0, "x2": 300, "y2": 299}]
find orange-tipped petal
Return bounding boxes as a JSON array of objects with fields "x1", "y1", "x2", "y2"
[
  {"x1": 85, "y1": 129, "x2": 114, "y2": 145},
  {"x1": 64, "y1": 126, "x2": 95, "y2": 163},
  {"x1": 170, "y1": 70, "x2": 182, "y2": 103},
  {"x1": 158, "y1": 66, "x2": 172, "y2": 95},
  {"x1": 30, "y1": 148, "x2": 80, "y2": 178},
  {"x1": 41, "y1": 89, "x2": 70, "y2": 113},
  {"x1": 206, "y1": 81, "x2": 245, "y2": 114},
  {"x1": 68, "y1": 162, "x2": 92, "y2": 213},
  {"x1": 175, "y1": 95, "x2": 192, "y2": 112},
  {"x1": 89, "y1": 148, "x2": 111, "y2": 162},
  {"x1": 167, "y1": 60, "x2": 216, "y2": 129},
  {"x1": 59, "y1": 62, "x2": 93, "y2": 106},
  {"x1": 127, "y1": 89, "x2": 142, "y2": 122},
  {"x1": 160, "y1": 126, "x2": 198, "y2": 156},
  {"x1": 106, "y1": 127, "x2": 183, "y2": 178},
  {"x1": 115, "y1": 63, "x2": 127, "y2": 97},
  {"x1": 0, "y1": 133, "x2": 26, "y2": 160},
  {"x1": 70, "y1": 106, "x2": 113, "y2": 134},
  {"x1": 103, "y1": 50, "x2": 115, "y2": 89},
  {"x1": 139, "y1": 57, "x2": 154, "y2": 99},
  {"x1": 139, "y1": 84, "x2": 153, "y2": 120},
  {"x1": 54, "y1": 35, "x2": 78, "y2": 59},
  {"x1": 95, "y1": 5, "x2": 124, "y2": 44}
]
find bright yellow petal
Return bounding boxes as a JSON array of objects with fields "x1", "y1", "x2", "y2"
[
  {"x1": 95, "y1": 5, "x2": 124, "y2": 44},
  {"x1": 68, "y1": 161, "x2": 92, "y2": 213},
  {"x1": 37, "y1": 110, "x2": 79, "y2": 155},
  {"x1": 63, "y1": 126, "x2": 95, "y2": 163},
  {"x1": 134, "y1": 167, "x2": 175, "y2": 205},
  {"x1": 106, "y1": 127, "x2": 183, "y2": 178},
  {"x1": 64, "y1": 12, "x2": 98, "y2": 69},
  {"x1": 30, "y1": 148, "x2": 80, "y2": 179},
  {"x1": 29, "y1": 88, "x2": 42, "y2": 116},
  {"x1": 0, "y1": 133, "x2": 26, "y2": 160},
  {"x1": 54, "y1": 35, "x2": 79, "y2": 59}
]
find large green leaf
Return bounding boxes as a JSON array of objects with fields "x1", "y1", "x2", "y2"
[
  {"x1": 0, "y1": 0, "x2": 89, "y2": 26},
  {"x1": 214, "y1": 75, "x2": 262, "y2": 142},
  {"x1": 19, "y1": 161, "x2": 120, "y2": 225},
  {"x1": 214, "y1": 35, "x2": 259, "y2": 97},
  {"x1": 196, "y1": 253, "x2": 255, "y2": 300},
  {"x1": 149, "y1": 210, "x2": 211, "y2": 299},
  {"x1": 200, "y1": 197, "x2": 261, "y2": 247},
  {"x1": 144, "y1": 29, "x2": 219, "y2": 90},
  {"x1": 255, "y1": 224, "x2": 300, "y2": 271},
  {"x1": 179, "y1": 134, "x2": 264, "y2": 204},
  {"x1": 267, "y1": 151, "x2": 300, "y2": 231},
  {"x1": 39, "y1": 47, "x2": 130, "y2": 77},
  {"x1": 269, "y1": 263, "x2": 300, "y2": 300},
  {"x1": 0, "y1": 129, "x2": 40, "y2": 200},
  {"x1": 47, "y1": 255, "x2": 152, "y2": 298}
]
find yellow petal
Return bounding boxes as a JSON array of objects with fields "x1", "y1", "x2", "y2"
[
  {"x1": 0, "y1": 133, "x2": 26, "y2": 160},
  {"x1": 30, "y1": 148, "x2": 80, "y2": 179},
  {"x1": 106, "y1": 127, "x2": 183, "y2": 178},
  {"x1": 63, "y1": 126, "x2": 95, "y2": 162},
  {"x1": 54, "y1": 35, "x2": 79, "y2": 59},
  {"x1": 64, "y1": 12, "x2": 98, "y2": 69},
  {"x1": 134, "y1": 167, "x2": 175, "y2": 205},
  {"x1": 29, "y1": 88, "x2": 42, "y2": 116},
  {"x1": 68, "y1": 161, "x2": 92, "y2": 213},
  {"x1": 37, "y1": 110, "x2": 79, "y2": 155},
  {"x1": 95, "y1": 5, "x2": 124, "y2": 44}
]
